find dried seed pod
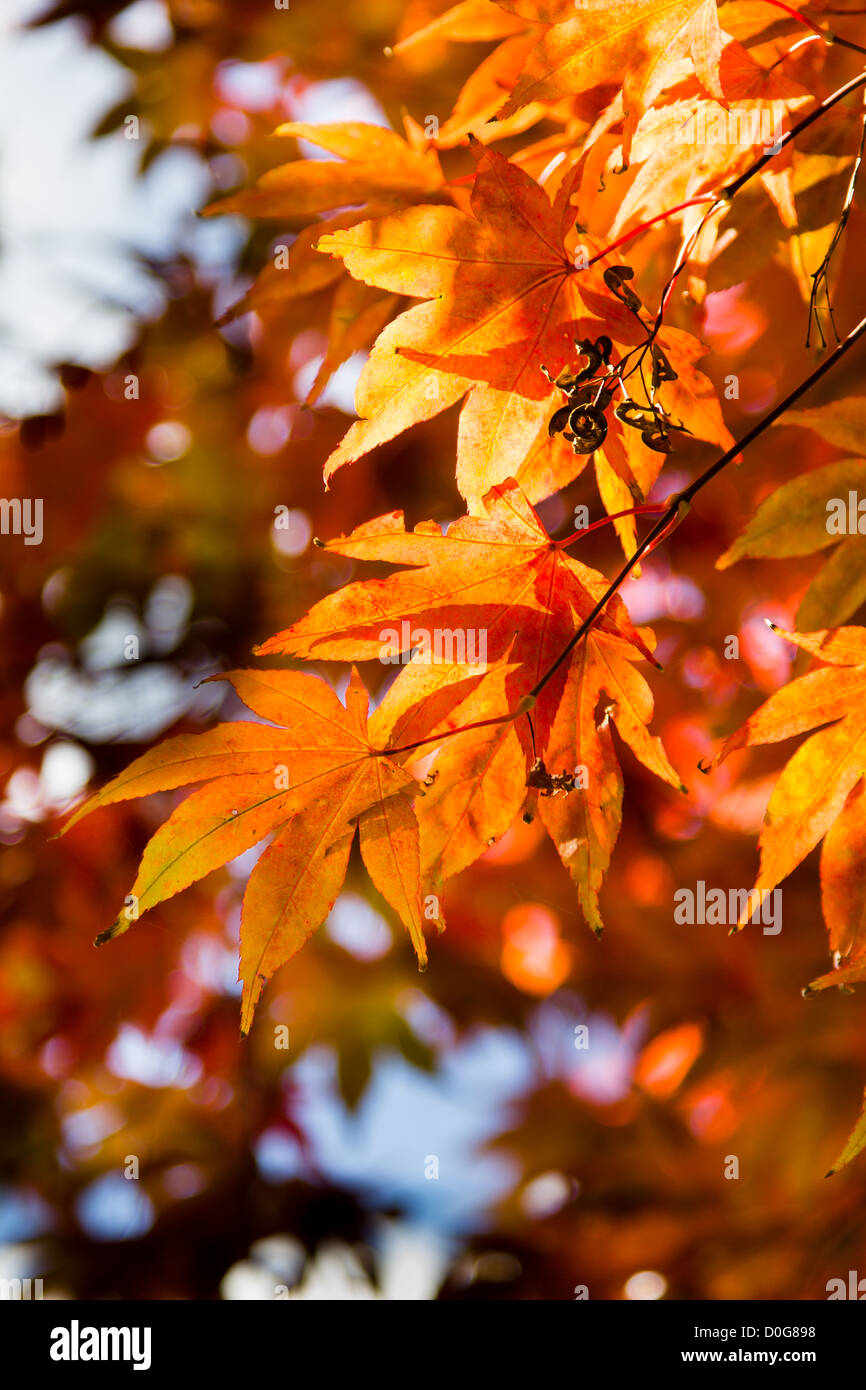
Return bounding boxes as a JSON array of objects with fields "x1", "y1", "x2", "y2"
[
  {"x1": 615, "y1": 400, "x2": 672, "y2": 452},
  {"x1": 603, "y1": 265, "x2": 642, "y2": 312},
  {"x1": 565, "y1": 403, "x2": 608, "y2": 453},
  {"x1": 651, "y1": 342, "x2": 677, "y2": 388},
  {"x1": 549, "y1": 403, "x2": 575, "y2": 437},
  {"x1": 571, "y1": 335, "x2": 612, "y2": 384}
]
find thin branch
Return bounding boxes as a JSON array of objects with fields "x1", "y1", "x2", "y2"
[
  {"x1": 807, "y1": 102, "x2": 866, "y2": 348},
  {"x1": 724, "y1": 67, "x2": 866, "y2": 199}
]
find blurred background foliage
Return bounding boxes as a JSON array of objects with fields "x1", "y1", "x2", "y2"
[{"x1": 1, "y1": 0, "x2": 866, "y2": 1301}]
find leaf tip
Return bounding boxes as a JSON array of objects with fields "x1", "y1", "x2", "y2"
[{"x1": 94, "y1": 920, "x2": 122, "y2": 947}]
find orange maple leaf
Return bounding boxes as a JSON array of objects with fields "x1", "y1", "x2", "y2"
[
  {"x1": 257, "y1": 479, "x2": 681, "y2": 906},
  {"x1": 61, "y1": 668, "x2": 441, "y2": 1033},
  {"x1": 493, "y1": 0, "x2": 725, "y2": 159},
  {"x1": 704, "y1": 624, "x2": 866, "y2": 937},
  {"x1": 256, "y1": 478, "x2": 658, "y2": 734},
  {"x1": 207, "y1": 120, "x2": 445, "y2": 222},
  {"x1": 317, "y1": 142, "x2": 730, "y2": 508}
]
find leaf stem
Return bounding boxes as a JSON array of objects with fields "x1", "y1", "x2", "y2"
[
  {"x1": 554, "y1": 502, "x2": 668, "y2": 547},
  {"x1": 758, "y1": 0, "x2": 866, "y2": 56},
  {"x1": 587, "y1": 197, "x2": 717, "y2": 266}
]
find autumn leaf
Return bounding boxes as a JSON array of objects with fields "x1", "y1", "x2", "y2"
[
  {"x1": 539, "y1": 628, "x2": 683, "y2": 934},
  {"x1": 717, "y1": 457, "x2": 866, "y2": 629},
  {"x1": 825, "y1": 1095, "x2": 866, "y2": 1178},
  {"x1": 717, "y1": 458, "x2": 866, "y2": 565},
  {"x1": 316, "y1": 141, "x2": 731, "y2": 508},
  {"x1": 61, "y1": 668, "x2": 440, "y2": 1033},
  {"x1": 607, "y1": 50, "x2": 809, "y2": 243},
  {"x1": 206, "y1": 120, "x2": 445, "y2": 222},
  {"x1": 783, "y1": 396, "x2": 866, "y2": 456},
  {"x1": 492, "y1": 0, "x2": 725, "y2": 159},
  {"x1": 703, "y1": 623, "x2": 866, "y2": 934},
  {"x1": 415, "y1": 654, "x2": 532, "y2": 883},
  {"x1": 255, "y1": 478, "x2": 659, "y2": 743},
  {"x1": 394, "y1": 0, "x2": 528, "y2": 56},
  {"x1": 256, "y1": 478, "x2": 679, "y2": 906},
  {"x1": 433, "y1": 33, "x2": 555, "y2": 148},
  {"x1": 213, "y1": 212, "x2": 377, "y2": 326}
]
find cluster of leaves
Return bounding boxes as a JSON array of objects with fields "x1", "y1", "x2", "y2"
[{"x1": 55, "y1": 0, "x2": 866, "y2": 1176}]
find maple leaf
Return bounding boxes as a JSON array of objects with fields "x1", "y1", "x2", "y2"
[
  {"x1": 61, "y1": 668, "x2": 440, "y2": 1033},
  {"x1": 256, "y1": 478, "x2": 678, "y2": 898},
  {"x1": 718, "y1": 439, "x2": 866, "y2": 629},
  {"x1": 255, "y1": 478, "x2": 658, "y2": 738},
  {"x1": 315, "y1": 142, "x2": 612, "y2": 507},
  {"x1": 394, "y1": 0, "x2": 529, "y2": 55},
  {"x1": 425, "y1": 32, "x2": 557, "y2": 148},
  {"x1": 607, "y1": 56, "x2": 809, "y2": 244},
  {"x1": 702, "y1": 624, "x2": 866, "y2": 936},
  {"x1": 539, "y1": 628, "x2": 684, "y2": 934},
  {"x1": 212, "y1": 211, "x2": 385, "y2": 327},
  {"x1": 206, "y1": 121, "x2": 445, "y2": 222},
  {"x1": 492, "y1": 0, "x2": 725, "y2": 159},
  {"x1": 783, "y1": 397, "x2": 866, "y2": 455},
  {"x1": 394, "y1": 1, "x2": 560, "y2": 146},
  {"x1": 718, "y1": 458, "x2": 866, "y2": 568},
  {"x1": 412, "y1": 654, "x2": 533, "y2": 882},
  {"x1": 317, "y1": 142, "x2": 730, "y2": 508}
]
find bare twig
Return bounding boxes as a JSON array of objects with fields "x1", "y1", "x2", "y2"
[{"x1": 808, "y1": 102, "x2": 866, "y2": 348}]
